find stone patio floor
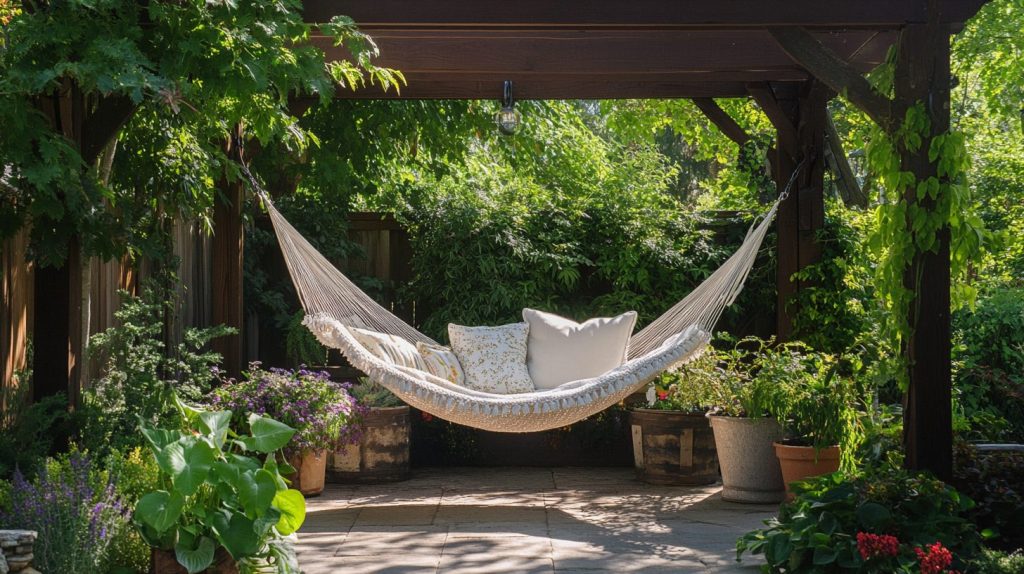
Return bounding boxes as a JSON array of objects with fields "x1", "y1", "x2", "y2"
[{"x1": 296, "y1": 467, "x2": 777, "y2": 573}]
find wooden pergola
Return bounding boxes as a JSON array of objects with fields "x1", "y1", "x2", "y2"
[{"x1": 20, "y1": 0, "x2": 988, "y2": 481}]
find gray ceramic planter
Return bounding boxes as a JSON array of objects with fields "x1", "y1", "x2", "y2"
[{"x1": 709, "y1": 415, "x2": 785, "y2": 503}]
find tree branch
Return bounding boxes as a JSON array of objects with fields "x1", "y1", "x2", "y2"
[{"x1": 769, "y1": 27, "x2": 893, "y2": 130}]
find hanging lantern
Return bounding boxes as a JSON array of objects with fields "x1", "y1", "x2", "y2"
[{"x1": 494, "y1": 80, "x2": 520, "y2": 136}]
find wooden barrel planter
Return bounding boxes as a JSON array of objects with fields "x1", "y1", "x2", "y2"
[
  {"x1": 329, "y1": 406, "x2": 411, "y2": 483},
  {"x1": 629, "y1": 409, "x2": 719, "y2": 486}
]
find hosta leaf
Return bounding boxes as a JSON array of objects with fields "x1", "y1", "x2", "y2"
[
  {"x1": 175, "y1": 536, "x2": 216, "y2": 574},
  {"x1": 248, "y1": 414, "x2": 295, "y2": 453},
  {"x1": 136, "y1": 491, "x2": 184, "y2": 533},
  {"x1": 239, "y1": 469, "x2": 278, "y2": 516},
  {"x1": 273, "y1": 489, "x2": 307, "y2": 535}
]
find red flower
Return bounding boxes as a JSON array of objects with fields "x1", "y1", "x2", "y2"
[
  {"x1": 915, "y1": 542, "x2": 954, "y2": 574},
  {"x1": 656, "y1": 391, "x2": 669, "y2": 401},
  {"x1": 421, "y1": 411, "x2": 434, "y2": 423},
  {"x1": 856, "y1": 532, "x2": 900, "y2": 560}
]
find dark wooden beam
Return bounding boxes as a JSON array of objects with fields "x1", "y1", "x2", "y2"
[
  {"x1": 303, "y1": 0, "x2": 986, "y2": 29},
  {"x1": 315, "y1": 28, "x2": 893, "y2": 75},
  {"x1": 691, "y1": 98, "x2": 750, "y2": 146},
  {"x1": 769, "y1": 27, "x2": 894, "y2": 130},
  {"x1": 825, "y1": 111, "x2": 869, "y2": 207},
  {"x1": 896, "y1": 17, "x2": 954, "y2": 482},
  {"x1": 331, "y1": 76, "x2": 774, "y2": 100}
]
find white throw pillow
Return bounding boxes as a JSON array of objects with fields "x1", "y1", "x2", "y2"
[
  {"x1": 448, "y1": 322, "x2": 535, "y2": 394},
  {"x1": 522, "y1": 308, "x2": 637, "y2": 390},
  {"x1": 416, "y1": 342, "x2": 467, "y2": 386},
  {"x1": 349, "y1": 326, "x2": 426, "y2": 371}
]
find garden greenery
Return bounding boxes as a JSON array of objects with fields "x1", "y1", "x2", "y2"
[{"x1": 134, "y1": 396, "x2": 306, "y2": 574}]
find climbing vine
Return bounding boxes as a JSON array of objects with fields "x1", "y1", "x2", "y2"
[{"x1": 865, "y1": 101, "x2": 986, "y2": 387}]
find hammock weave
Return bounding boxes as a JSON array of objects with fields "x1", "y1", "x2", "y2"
[{"x1": 258, "y1": 181, "x2": 781, "y2": 432}]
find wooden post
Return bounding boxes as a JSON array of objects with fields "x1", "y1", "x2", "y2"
[
  {"x1": 750, "y1": 82, "x2": 827, "y2": 341},
  {"x1": 211, "y1": 133, "x2": 246, "y2": 378},
  {"x1": 895, "y1": 22, "x2": 953, "y2": 481}
]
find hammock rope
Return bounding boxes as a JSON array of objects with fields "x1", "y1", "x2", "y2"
[{"x1": 244, "y1": 161, "x2": 791, "y2": 432}]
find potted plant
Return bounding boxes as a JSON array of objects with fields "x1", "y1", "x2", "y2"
[
  {"x1": 208, "y1": 365, "x2": 364, "y2": 497},
  {"x1": 330, "y1": 378, "x2": 411, "y2": 483},
  {"x1": 704, "y1": 336, "x2": 787, "y2": 504},
  {"x1": 630, "y1": 356, "x2": 720, "y2": 485},
  {"x1": 769, "y1": 349, "x2": 861, "y2": 498},
  {"x1": 134, "y1": 396, "x2": 306, "y2": 574}
]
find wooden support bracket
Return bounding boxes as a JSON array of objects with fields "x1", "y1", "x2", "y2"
[
  {"x1": 748, "y1": 84, "x2": 798, "y2": 160},
  {"x1": 768, "y1": 27, "x2": 894, "y2": 131},
  {"x1": 691, "y1": 98, "x2": 751, "y2": 146}
]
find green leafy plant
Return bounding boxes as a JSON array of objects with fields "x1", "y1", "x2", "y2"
[
  {"x1": 971, "y1": 549, "x2": 1024, "y2": 574},
  {"x1": 284, "y1": 311, "x2": 329, "y2": 368},
  {"x1": 646, "y1": 352, "x2": 729, "y2": 414},
  {"x1": 0, "y1": 378, "x2": 69, "y2": 480},
  {"x1": 952, "y1": 441, "x2": 1024, "y2": 551},
  {"x1": 79, "y1": 286, "x2": 234, "y2": 458},
  {"x1": 134, "y1": 397, "x2": 306, "y2": 574},
  {"x1": 701, "y1": 336, "x2": 790, "y2": 419},
  {"x1": 737, "y1": 466, "x2": 981, "y2": 573},
  {"x1": 350, "y1": 378, "x2": 404, "y2": 409}
]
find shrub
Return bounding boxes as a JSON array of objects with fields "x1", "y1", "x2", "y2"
[
  {"x1": 737, "y1": 467, "x2": 981, "y2": 573},
  {"x1": 350, "y1": 378, "x2": 404, "y2": 408},
  {"x1": 0, "y1": 377, "x2": 69, "y2": 479},
  {"x1": 103, "y1": 447, "x2": 161, "y2": 573},
  {"x1": 208, "y1": 366, "x2": 365, "y2": 456},
  {"x1": 952, "y1": 442, "x2": 1024, "y2": 551},
  {"x1": 0, "y1": 452, "x2": 129, "y2": 573},
  {"x1": 78, "y1": 287, "x2": 234, "y2": 457},
  {"x1": 971, "y1": 549, "x2": 1024, "y2": 574},
  {"x1": 952, "y1": 288, "x2": 1024, "y2": 441}
]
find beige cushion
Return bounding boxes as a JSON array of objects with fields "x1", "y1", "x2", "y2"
[
  {"x1": 448, "y1": 322, "x2": 535, "y2": 394},
  {"x1": 416, "y1": 342, "x2": 467, "y2": 386},
  {"x1": 522, "y1": 308, "x2": 637, "y2": 390},
  {"x1": 349, "y1": 326, "x2": 426, "y2": 371}
]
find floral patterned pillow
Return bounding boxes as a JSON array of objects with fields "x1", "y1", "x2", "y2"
[
  {"x1": 448, "y1": 322, "x2": 535, "y2": 394},
  {"x1": 416, "y1": 342, "x2": 467, "y2": 386},
  {"x1": 349, "y1": 326, "x2": 426, "y2": 371}
]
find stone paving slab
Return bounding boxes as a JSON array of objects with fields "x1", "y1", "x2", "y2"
[{"x1": 296, "y1": 467, "x2": 776, "y2": 573}]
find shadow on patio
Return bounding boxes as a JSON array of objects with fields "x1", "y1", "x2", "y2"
[{"x1": 296, "y1": 467, "x2": 775, "y2": 573}]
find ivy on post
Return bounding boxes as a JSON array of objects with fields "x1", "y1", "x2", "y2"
[{"x1": 770, "y1": 0, "x2": 981, "y2": 481}]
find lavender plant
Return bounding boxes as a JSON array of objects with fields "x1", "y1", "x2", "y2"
[
  {"x1": 208, "y1": 365, "x2": 366, "y2": 456},
  {"x1": 0, "y1": 452, "x2": 129, "y2": 573}
]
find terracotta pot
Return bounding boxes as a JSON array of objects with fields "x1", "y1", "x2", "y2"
[
  {"x1": 329, "y1": 406, "x2": 410, "y2": 483},
  {"x1": 287, "y1": 449, "x2": 328, "y2": 497},
  {"x1": 773, "y1": 442, "x2": 841, "y2": 500},
  {"x1": 629, "y1": 409, "x2": 718, "y2": 485},
  {"x1": 709, "y1": 416, "x2": 786, "y2": 504},
  {"x1": 150, "y1": 548, "x2": 238, "y2": 574}
]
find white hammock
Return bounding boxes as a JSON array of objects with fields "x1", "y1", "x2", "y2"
[{"x1": 258, "y1": 182, "x2": 781, "y2": 432}]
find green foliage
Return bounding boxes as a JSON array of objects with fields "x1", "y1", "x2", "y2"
[
  {"x1": 952, "y1": 288, "x2": 1024, "y2": 441},
  {"x1": 952, "y1": 442, "x2": 1024, "y2": 551},
  {"x1": 103, "y1": 447, "x2": 161, "y2": 573},
  {"x1": 350, "y1": 378, "x2": 404, "y2": 409},
  {"x1": 284, "y1": 312, "x2": 329, "y2": 367},
  {"x1": 0, "y1": 378, "x2": 69, "y2": 480},
  {"x1": 971, "y1": 549, "x2": 1024, "y2": 574},
  {"x1": 134, "y1": 397, "x2": 304, "y2": 574},
  {"x1": 0, "y1": 0, "x2": 400, "y2": 266},
  {"x1": 738, "y1": 467, "x2": 981, "y2": 573},
  {"x1": 78, "y1": 286, "x2": 234, "y2": 458},
  {"x1": 645, "y1": 354, "x2": 722, "y2": 414}
]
